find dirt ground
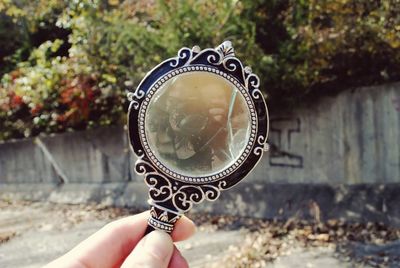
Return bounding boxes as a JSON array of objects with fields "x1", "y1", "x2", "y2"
[{"x1": 0, "y1": 200, "x2": 399, "y2": 268}]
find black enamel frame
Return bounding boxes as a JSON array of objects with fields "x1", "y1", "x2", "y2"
[{"x1": 127, "y1": 41, "x2": 269, "y2": 233}]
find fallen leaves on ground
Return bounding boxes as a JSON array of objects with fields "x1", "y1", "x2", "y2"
[
  {"x1": 1, "y1": 200, "x2": 399, "y2": 267},
  {"x1": 203, "y1": 216, "x2": 400, "y2": 268},
  {"x1": 0, "y1": 231, "x2": 16, "y2": 244}
]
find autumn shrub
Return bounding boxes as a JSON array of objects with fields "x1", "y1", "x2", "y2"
[
  {"x1": 0, "y1": 38, "x2": 124, "y2": 140},
  {"x1": 0, "y1": 0, "x2": 399, "y2": 141}
]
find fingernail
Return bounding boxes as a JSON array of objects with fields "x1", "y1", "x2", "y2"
[{"x1": 143, "y1": 230, "x2": 173, "y2": 261}]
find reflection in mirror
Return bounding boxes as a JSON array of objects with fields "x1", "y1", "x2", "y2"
[{"x1": 145, "y1": 71, "x2": 250, "y2": 176}]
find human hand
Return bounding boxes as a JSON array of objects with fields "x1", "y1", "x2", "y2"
[{"x1": 44, "y1": 211, "x2": 196, "y2": 268}]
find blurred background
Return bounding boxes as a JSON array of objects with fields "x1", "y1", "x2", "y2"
[{"x1": 0, "y1": 0, "x2": 399, "y2": 267}]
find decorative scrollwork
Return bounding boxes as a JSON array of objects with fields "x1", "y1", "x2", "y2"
[
  {"x1": 218, "y1": 180, "x2": 229, "y2": 190},
  {"x1": 201, "y1": 185, "x2": 221, "y2": 200},
  {"x1": 222, "y1": 57, "x2": 241, "y2": 72},
  {"x1": 246, "y1": 73, "x2": 260, "y2": 91},
  {"x1": 170, "y1": 47, "x2": 193, "y2": 67},
  {"x1": 251, "y1": 88, "x2": 263, "y2": 100},
  {"x1": 172, "y1": 186, "x2": 202, "y2": 211},
  {"x1": 135, "y1": 89, "x2": 146, "y2": 99},
  {"x1": 206, "y1": 51, "x2": 222, "y2": 65},
  {"x1": 190, "y1": 48, "x2": 222, "y2": 65},
  {"x1": 145, "y1": 172, "x2": 173, "y2": 203},
  {"x1": 131, "y1": 100, "x2": 140, "y2": 110},
  {"x1": 253, "y1": 135, "x2": 266, "y2": 156},
  {"x1": 136, "y1": 155, "x2": 225, "y2": 213},
  {"x1": 135, "y1": 157, "x2": 154, "y2": 174},
  {"x1": 172, "y1": 184, "x2": 221, "y2": 212}
]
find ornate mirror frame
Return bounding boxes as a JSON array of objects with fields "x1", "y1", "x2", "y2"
[{"x1": 128, "y1": 41, "x2": 269, "y2": 233}]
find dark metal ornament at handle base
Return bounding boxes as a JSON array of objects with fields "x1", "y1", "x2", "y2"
[{"x1": 144, "y1": 203, "x2": 181, "y2": 235}]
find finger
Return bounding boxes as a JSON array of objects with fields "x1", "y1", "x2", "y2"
[
  {"x1": 168, "y1": 246, "x2": 189, "y2": 268},
  {"x1": 121, "y1": 230, "x2": 174, "y2": 268},
  {"x1": 44, "y1": 211, "x2": 149, "y2": 268},
  {"x1": 45, "y1": 211, "x2": 196, "y2": 268},
  {"x1": 171, "y1": 215, "x2": 196, "y2": 242}
]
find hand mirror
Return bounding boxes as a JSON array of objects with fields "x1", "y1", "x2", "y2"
[{"x1": 128, "y1": 41, "x2": 269, "y2": 234}]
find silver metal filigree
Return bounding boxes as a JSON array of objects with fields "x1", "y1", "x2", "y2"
[{"x1": 127, "y1": 41, "x2": 269, "y2": 233}]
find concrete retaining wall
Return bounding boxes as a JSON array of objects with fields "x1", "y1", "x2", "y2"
[
  {"x1": 254, "y1": 82, "x2": 400, "y2": 184},
  {"x1": 0, "y1": 126, "x2": 136, "y2": 184},
  {"x1": 1, "y1": 82, "x2": 399, "y2": 225}
]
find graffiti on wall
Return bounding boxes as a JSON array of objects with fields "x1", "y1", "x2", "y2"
[{"x1": 269, "y1": 117, "x2": 303, "y2": 168}]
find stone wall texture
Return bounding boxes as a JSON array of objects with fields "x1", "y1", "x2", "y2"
[{"x1": 255, "y1": 82, "x2": 400, "y2": 184}]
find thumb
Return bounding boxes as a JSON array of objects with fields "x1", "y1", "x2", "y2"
[{"x1": 121, "y1": 230, "x2": 174, "y2": 268}]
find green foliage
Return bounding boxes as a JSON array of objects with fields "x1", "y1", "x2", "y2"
[
  {"x1": 249, "y1": 0, "x2": 400, "y2": 100},
  {"x1": 0, "y1": 0, "x2": 67, "y2": 75},
  {"x1": 0, "y1": 0, "x2": 399, "y2": 141}
]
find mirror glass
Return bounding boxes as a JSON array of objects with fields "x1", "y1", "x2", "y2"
[{"x1": 145, "y1": 71, "x2": 251, "y2": 176}]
